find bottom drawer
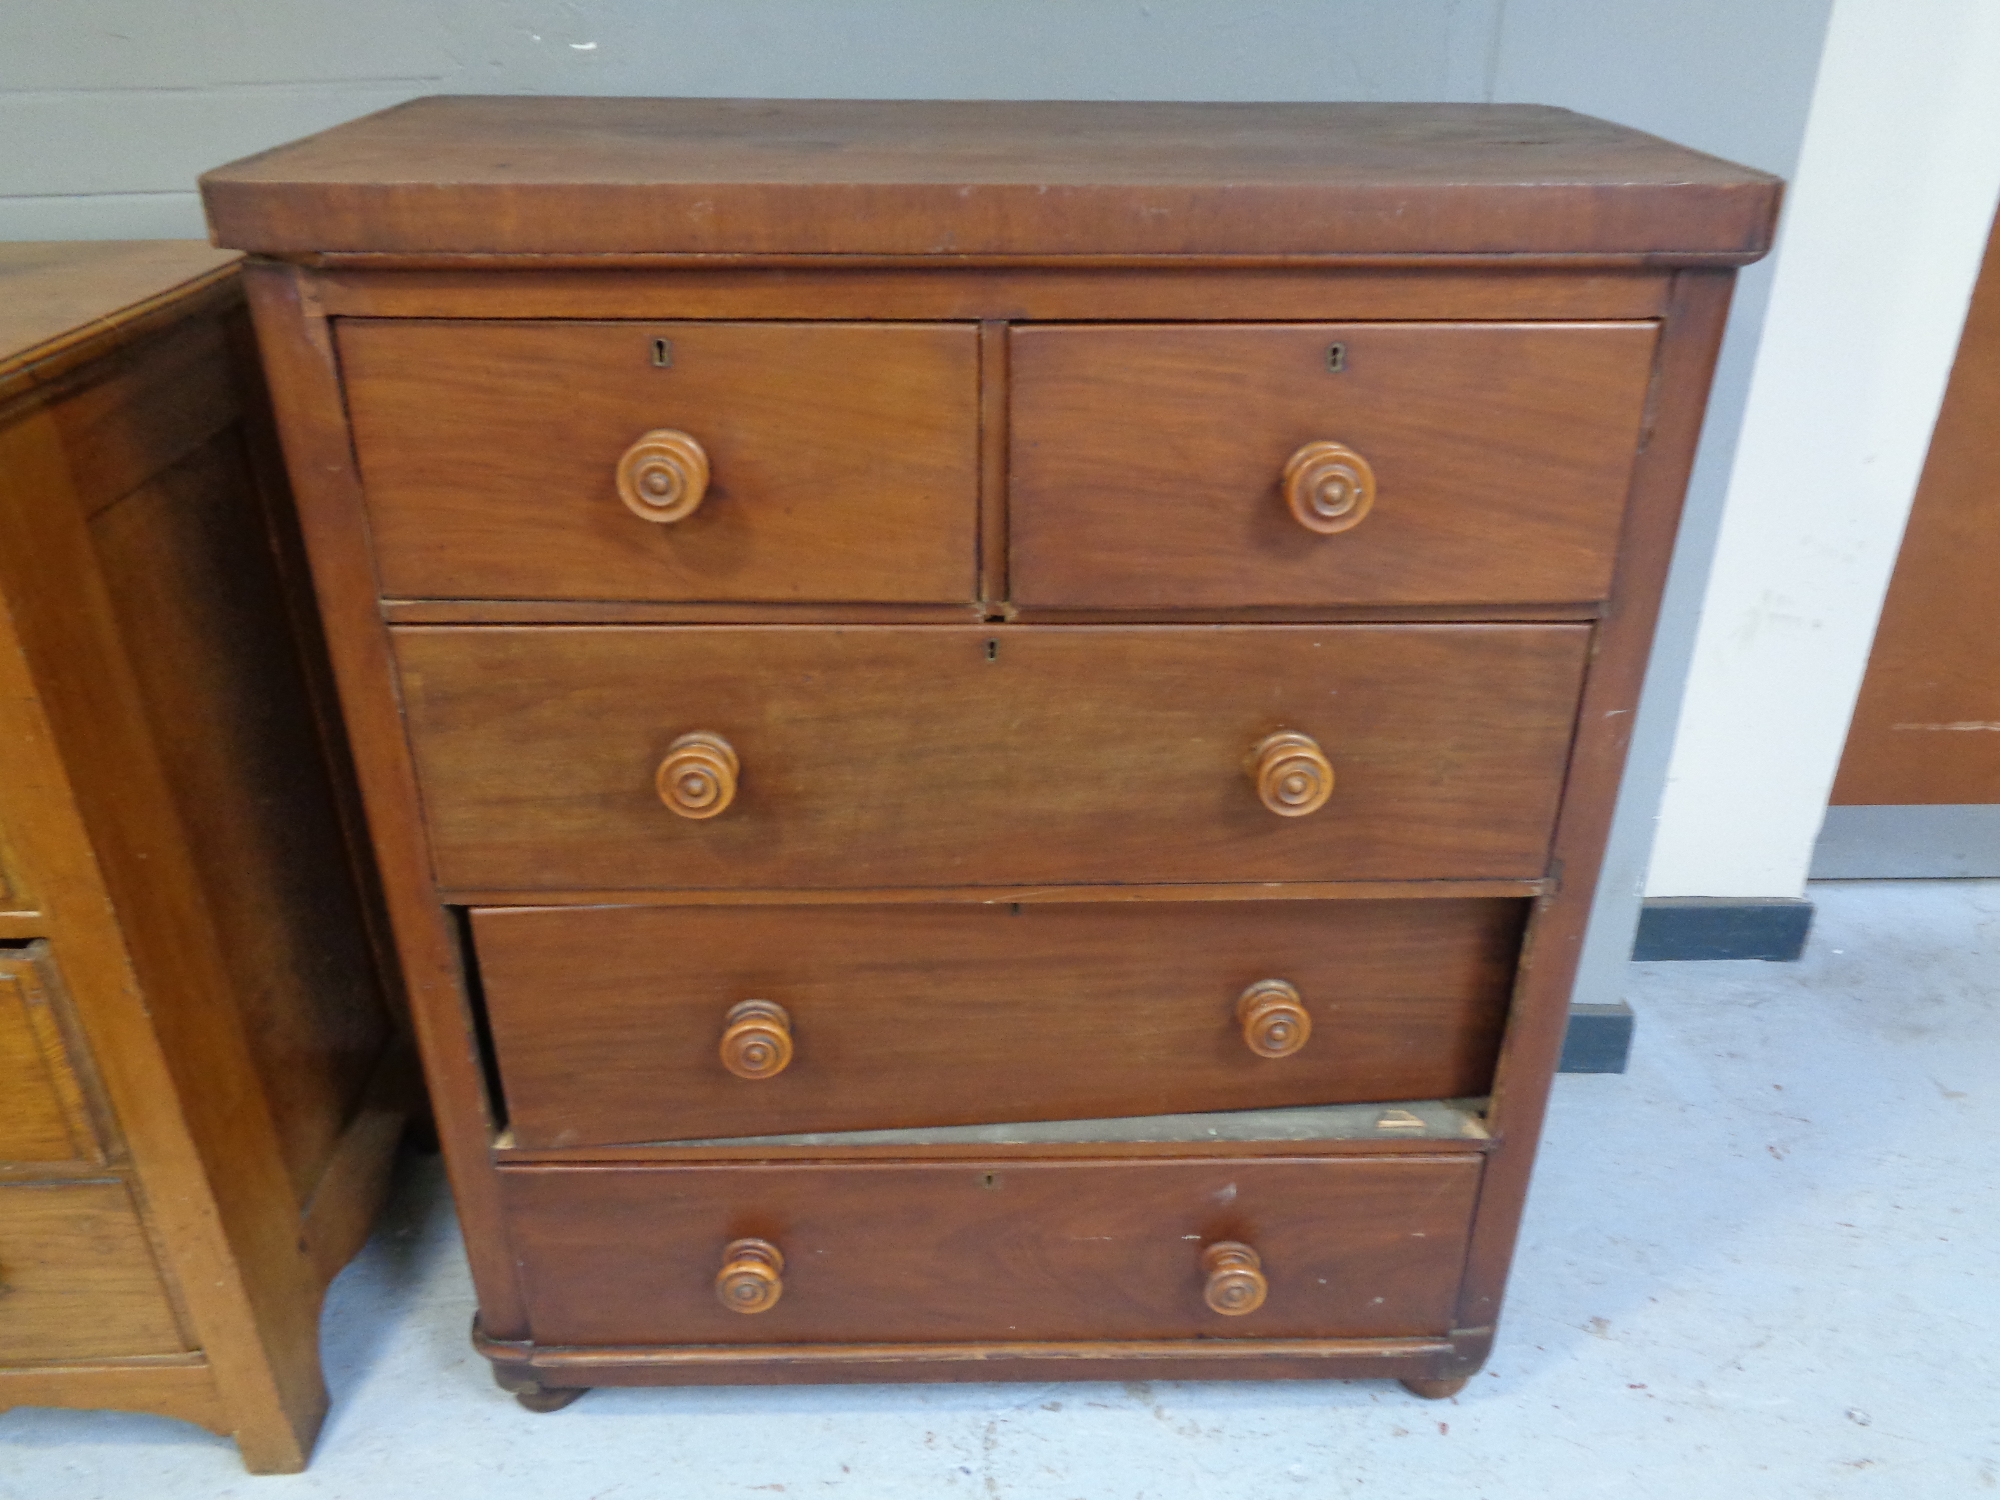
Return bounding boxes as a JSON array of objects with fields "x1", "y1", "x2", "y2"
[
  {"x1": 502, "y1": 1155, "x2": 1480, "y2": 1346},
  {"x1": 0, "y1": 1180, "x2": 186, "y2": 1362}
]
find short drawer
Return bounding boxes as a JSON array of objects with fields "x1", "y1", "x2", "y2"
[
  {"x1": 0, "y1": 946, "x2": 103, "y2": 1166},
  {"x1": 396, "y1": 623, "x2": 1589, "y2": 892},
  {"x1": 0, "y1": 1180, "x2": 186, "y2": 1361},
  {"x1": 474, "y1": 898, "x2": 1524, "y2": 1148},
  {"x1": 502, "y1": 1155, "x2": 1481, "y2": 1345},
  {"x1": 1009, "y1": 322, "x2": 1658, "y2": 608},
  {"x1": 338, "y1": 320, "x2": 980, "y2": 604}
]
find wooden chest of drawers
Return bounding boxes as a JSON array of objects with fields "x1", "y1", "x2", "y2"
[
  {"x1": 0, "y1": 244, "x2": 408, "y2": 1470},
  {"x1": 204, "y1": 98, "x2": 1778, "y2": 1407}
]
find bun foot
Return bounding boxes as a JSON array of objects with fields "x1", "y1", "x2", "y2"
[
  {"x1": 1401, "y1": 1376, "x2": 1471, "y2": 1400},
  {"x1": 514, "y1": 1384, "x2": 587, "y2": 1414},
  {"x1": 492, "y1": 1363, "x2": 588, "y2": 1413}
]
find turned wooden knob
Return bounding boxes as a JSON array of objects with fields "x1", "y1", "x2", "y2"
[
  {"x1": 1247, "y1": 731, "x2": 1334, "y2": 817},
  {"x1": 656, "y1": 731, "x2": 738, "y2": 819},
  {"x1": 720, "y1": 999, "x2": 793, "y2": 1080},
  {"x1": 1235, "y1": 979, "x2": 1311, "y2": 1058},
  {"x1": 1202, "y1": 1241, "x2": 1268, "y2": 1316},
  {"x1": 1283, "y1": 440, "x2": 1375, "y2": 534},
  {"x1": 715, "y1": 1238, "x2": 784, "y2": 1314},
  {"x1": 617, "y1": 428, "x2": 710, "y2": 523}
]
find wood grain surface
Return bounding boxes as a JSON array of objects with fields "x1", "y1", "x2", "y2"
[
  {"x1": 338, "y1": 319, "x2": 978, "y2": 604},
  {"x1": 500, "y1": 1155, "x2": 1481, "y2": 1345},
  {"x1": 0, "y1": 947, "x2": 101, "y2": 1165},
  {"x1": 200, "y1": 98, "x2": 1779, "y2": 261},
  {"x1": 0, "y1": 242, "x2": 238, "y2": 406},
  {"x1": 308, "y1": 266, "x2": 1675, "y2": 325},
  {"x1": 1832, "y1": 205, "x2": 2000, "y2": 804},
  {"x1": 1453, "y1": 270, "x2": 1739, "y2": 1342},
  {"x1": 245, "y1": 265, "x2": 532, "y2": 1347},
  {"x1": 470, "y1": 898, "x2": 1524, "y2": 1148},
  {"x1": 393, "y1": 623, "x2": 1590, "y2": 891},
  {"x1": 1010, "y1": 322, "x2": 1658, "y2": 608},
  {"x1": 89, "y1": 429, "x2": 392, "y2": 1202},
  {"x1": 0, "y1": 1180, "x2": 188, "y2": 1361}
]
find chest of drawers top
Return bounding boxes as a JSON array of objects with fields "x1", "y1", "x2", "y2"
[{"x1": 203, "y1": 96, "x2": 1776, "y2": 262}]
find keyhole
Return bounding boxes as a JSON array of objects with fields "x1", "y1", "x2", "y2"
[
  {"x1": 651, "y1": 337, "x2": 673, "y2": 368},
  {"x1": 1325, "y1": 342, "x2": 1346, "y2": 373},
  {"x1": 981, "y1": 1172, "x2": 1000, "y2": 1189},
  {"x1": 985, "y1": 639, "x2": 999, "y2": 662}
]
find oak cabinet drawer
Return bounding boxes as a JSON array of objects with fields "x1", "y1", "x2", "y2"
[
  {"x1": 395, "y1": 623, "x2": 1589, "y2": 892},
  {"x1": 502, "y1": 1156, "x2": 1481, "y2": 1345},
  {"x1": 1009, "y1": 322, "x2": 1658, "y2": 608},
  {"x1": 338, "y1": 320, "x2": 980, "y2": 605},
  {"x1": 0, "y1": 1181, "x2": 186, "y2": 1361},
  {"x1": 0, "y1": 946, "x2": 103, "y2": 1166},
  {"x1": 473, "y1": 898, "x2": 1524, "y2": 1148}
]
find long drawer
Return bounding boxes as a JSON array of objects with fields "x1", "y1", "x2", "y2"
[
  {"x1": 501, "y1": 1155, "x2": 1482, "y2": 1345},
  {"x1": 396, "y1": 623, "x2": 1590, "y2": 892},
  {"x1": 473, "y1": 898, "x2": 1525, "y2": 1148}
]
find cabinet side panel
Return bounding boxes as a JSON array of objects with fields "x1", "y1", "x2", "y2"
[
  {"x1": 0, "y1": 394, "x2": 322, "y2": 1465},
  {"x1": 88, "y1": 427, "x2": 392, "y2": 1202},
  {"x1": 241, "y1": 261, "x2": 527, "y2": 1337},
  {"x1": 1457, "y1": 269, "x2": 1740, "y2": 1339}
]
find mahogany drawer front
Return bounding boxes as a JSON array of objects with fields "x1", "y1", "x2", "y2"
[
  {"x1": 502, "y1": 1155, "x2": 1480, "y2": 1345},
  {"x1": 1009, "y1": 321, "x2": 1659, "y2": 608},
  {"x1": 396, "y1": 622, "x2": 1589, "y2": 892},
  {"x1": 0, "y1": 1180, "x2": 187, "y2": 1361},
  {"x1": 337, "y1": 319, "x2": 980, "y2": 605},
  {"x1": 473, "y1": 898, "x2": 1524, "y2": 1149},
  {"x1": 0, "y1": 947, "x2": 103, "y2": 1166}
]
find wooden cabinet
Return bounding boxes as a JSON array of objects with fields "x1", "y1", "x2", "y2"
[
  {"x1": 202, "y1": 98, "x2": 1778, "y2": 1410},
  {"x1": 0, "y1": 243, "x2": 409, "y2": 1472}
]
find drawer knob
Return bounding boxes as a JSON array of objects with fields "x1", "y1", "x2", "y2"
[
  {"x1": 657, "y1": 731, "x2": 739, "y2": 819},
  {"x1": 1201, "y1": 1241, "x2": 1268, "y2": 1316},
  {"x1": 1235, "y1": 979, "x2": 1312, "y2": 1058},
  {"x1": 1247, "y1": 730, "x2": 1334, "y2": 817},
  {"x1": 1283, "y1": 440, "x2": 1375, "y2": 535},
  {"x1": 715, "y1": 1238, "x2": 785, "y2": 1314},
  {"x1": 720, "y1": 999, "x2": 793, "y2": 1080},
  {"x1": 617, "y1": 428, "x2": 710, "y2": 524}
]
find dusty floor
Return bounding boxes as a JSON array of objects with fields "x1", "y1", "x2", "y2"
[{"x1": 4, "y1": 879, "x2": 1997, "y2": 1497}]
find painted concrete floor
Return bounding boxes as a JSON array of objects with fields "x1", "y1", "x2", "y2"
[{"x1": 5, "y1": 879, "x2": 1998, "y2": 1498}]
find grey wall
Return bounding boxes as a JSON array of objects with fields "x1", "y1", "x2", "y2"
[
  {"x1": 2, "y1": 1, "x2": 1505, "y2": 237},
  {"x1": 1486, "y1": 1, "x2": 1833, "y2": 1002},
  {"x1": 1, "y1": 0, "x2": 1834, "y2": 1004}
]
